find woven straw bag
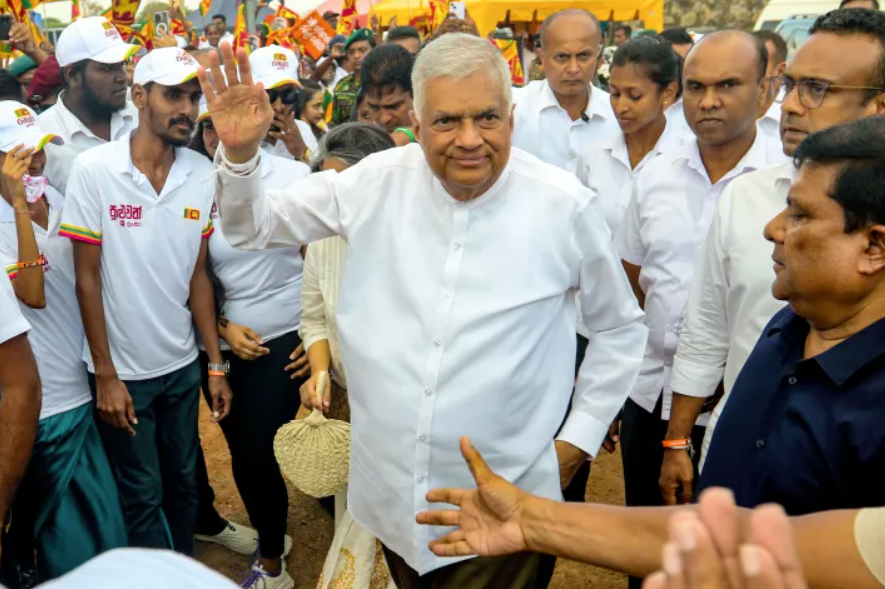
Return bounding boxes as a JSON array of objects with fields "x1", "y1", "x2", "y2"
[{"x1": 274, "y1": 371, "x2": 351, "y2": 498}]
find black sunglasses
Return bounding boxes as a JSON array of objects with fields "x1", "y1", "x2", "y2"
[{"x1": 266, "y1": 87, "x2": 298, "y2": 105}]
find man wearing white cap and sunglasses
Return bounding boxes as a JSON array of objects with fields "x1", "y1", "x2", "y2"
[
  {"x1": 249, "y1": 45, "x2": 315, "y2": 161},
  {"x1": 60, "y1": 47, "x2": 231, "y2": 556},
  {"x1": 39, "y1": 16, "x2": 139, "y2": 195},
  {"x1": 0, "y1": 100, "x2": 127, "y2": 581}
]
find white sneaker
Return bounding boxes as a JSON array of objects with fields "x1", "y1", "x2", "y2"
[
  {"x1": 239, "y1": 565, "x2": 294, "y2": 589},
  {"x1": 248, "y1": 536, "x2": 294, "y2": 567},
  {"x1": 194, "y1": 521, "x2": 259, "y2": 555}
]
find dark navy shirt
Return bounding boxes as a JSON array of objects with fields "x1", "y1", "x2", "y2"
[{"x1": 698, "y1": 306, "x2": 885, "y2": 515}]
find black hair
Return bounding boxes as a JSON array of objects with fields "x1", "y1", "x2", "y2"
[
  {"x1": 310, "y1": 121, "x2": 396, "y2": 172},
  {"x1": 360, "y1": 43, "x2": 414, "y2": 97},
  {"x1": 293, "y1": 79, "x2": 326, "y2": 140},
  {"x1": 794, "y1": 116, "x2": 885, "y2": 232},
  {"x1": 840, "y1": 0, "x2": 880, "y2": 9},
  {"x1": 387, "y1": 25, "x2": 421, "y2": 43},
  {"x1": 212, "y1": 13, "x2": 226, "y2": 23},
  {"x1": 752, "y1": 29, "x2": 788, "y2": 66},
  {"x1": 612, "y1": 36, "x2": 682, "y2": 98},
  {"x1": 0, "y1": 70, "x2": 23, "y2": 102},
  {"x1": 810, "y1": 8, "x2": 885, "y2": 101},
  {"x1": 614, "y1": 24, "x2": 632, "y2": 38},
  {"x1": 61, "y1": 60, "x2": 87, "y2": 90},
  {"x1": 539, "y1": 10, "x2": 600, "y2": 47},
  {"x1": 659, "y1": 27, "x2": 693, "y2": 46}
]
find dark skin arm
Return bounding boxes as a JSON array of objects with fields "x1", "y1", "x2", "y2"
[
  {"x1": 0, "y1": 332, "x2": 41, "y2": 559},
  {"x1": 310, "y1": 43, "x2": 345, "y2": 82},
  {"x1": 190, "y1": 239, "x2": 232, "y2": 423},
  {"x1": 659, "y1": 392, "x2": 708, "y2": 505},
  {"x1": 72, "y1": 241, "x2": 137, "y2": 435},
  {"x1": 622, "y1": 260, "x2": 645, "y2": 309}
]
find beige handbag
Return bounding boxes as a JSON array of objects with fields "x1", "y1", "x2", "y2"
[{"x1": 273, "y1": 371, "x2": 351, "y2": 498}]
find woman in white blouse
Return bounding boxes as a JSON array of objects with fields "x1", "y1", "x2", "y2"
[{"x1": 576, "y1": 36, "x2": 687, "y2": 236}]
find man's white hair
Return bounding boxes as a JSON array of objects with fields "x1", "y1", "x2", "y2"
[{"x1": 412, "y1": 33, "x2": 512, "y2": 118}]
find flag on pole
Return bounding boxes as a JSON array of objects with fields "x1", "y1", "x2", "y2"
[
  {"x1": 110, "y1": 0, "x2": 140, "y2": 26},
  {"x1": 495, "y1": 38, "x2": 524, "y2": 85},
  {"x1": 233, "y1": 1, "x2": 250, "y2": 53},
  {"x1": 336, "y1": 0, "x2": 356, "y2": 35},
  {"x1": 199, "y1": 0, "x2": 211, "y2": 16},
  {"x1": 71, "y1": 0, "x2": 80, "y2": 20}
]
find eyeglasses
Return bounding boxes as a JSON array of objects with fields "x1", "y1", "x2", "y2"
[
  {"x1": 266, "y1": 88, "x2": 298, "y2": 105},
  {"x1": 773, "y1": 76, "x2": 885, "y2": 109}
]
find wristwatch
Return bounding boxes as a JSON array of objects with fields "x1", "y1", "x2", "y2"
[{"x1": 208, "y1": 361, "x2": 230, "y2": 375}]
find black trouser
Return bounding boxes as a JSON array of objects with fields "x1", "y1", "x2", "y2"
[
  {"x1": 620, "y1": 395, "x2": 705, "y2": 589},
  {"x1": 195, "y1": 444, "x2": 228, "y2": 537},
  {"x1": 196, "y1": 330, "x2": 305, "y2": 559}
]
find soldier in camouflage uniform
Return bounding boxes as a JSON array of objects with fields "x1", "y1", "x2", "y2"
[{"x1": 330, "y1": 28, "x2": 376, "y2": 125}]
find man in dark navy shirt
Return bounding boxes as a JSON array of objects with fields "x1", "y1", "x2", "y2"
[{"x1": 698, "y1": 116, "x2": 885, "y2": 515}]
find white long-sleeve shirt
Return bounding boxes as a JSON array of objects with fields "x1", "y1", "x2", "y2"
[
  {"x1": 670, "y1": 162, "x2": 792, "y2": 467},
  {"x1": 215, "y1": 143, "x2": 647, "y2": 574}
]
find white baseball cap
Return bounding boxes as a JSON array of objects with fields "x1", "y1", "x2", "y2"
[
  {"x1": 56, "y1": 17, "x2": 139, "y2": 68},
  {"x1": 133, "y1": 48, "x2": 200, "y2": 87},
  {"x1": 197, "y1": 95, "x2": 210, "y2": 122},
  {"x1": 249, "y1": 45, "x2": 299, "y2": 89},
  {"x1": 0, "y1": 101, "x2": 64, "y2": 153}
]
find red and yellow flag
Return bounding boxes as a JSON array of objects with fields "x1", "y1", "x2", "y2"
[
  {"x1": 199, "y1": 0, "x2": 211, "y2": 16},
  {"x1": 495, "y1": 38, "x2": 524, "y2": 86},
  {"x1": 336, "y1": 0, "x2": 355, "y2": 35},
  {"x1": 110, "y1": 0, "x2": 140, "y2": 26},
  {"x1": 233, "y1": 1, "x2": 250, "y2": 53},
  {"x1": 71, "y1": 0, "x2": 80, "y2": 20}
]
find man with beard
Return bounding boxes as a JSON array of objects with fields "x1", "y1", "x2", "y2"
[
  {"x1": 60, "y1": 48, "x2": 232, "y2": 555},
  {"x1": 360, "y1": 44, "x2": 416, "y2": 145},
  {"x1": 39, "y1": 17, "x2": 139, "y2": 195},
  {"x1": 661, "y1": 8, "x2": 885, "y2": 505}
]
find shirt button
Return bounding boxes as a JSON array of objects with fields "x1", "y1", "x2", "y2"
[
  {"x1": 788, "y1": 376, "x2": 797, "y2": 385},
  {"x1": 418, "y1": 476, "x2": 425, "y2": 483},
  {"x1": 420, "y1": 434, "x2": 428, "y2": 442},
  {"x1": 443, "y1": 292, "x2": 451, "y2": 299},
  {"x1": 424, "y1": 388, "x2": 432, "y2": 396},
  {"x1": 433, "y1": 339, "x2": 442, "y2": 347},
  {"x1": 454, "y1": 243, "x2": 461, "y2": 250},
  {"x1": 756, "y1": 439, "x2": 765, "y2": 449}
]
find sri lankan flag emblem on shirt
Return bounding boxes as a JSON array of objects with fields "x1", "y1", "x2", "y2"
[{"x1": 184, "y1": 207, "x2": 201, "y2": 221}]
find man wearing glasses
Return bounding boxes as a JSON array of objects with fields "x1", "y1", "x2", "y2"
[{"x1": 660, "y1": 7, "x2": 885, "y2": 506}]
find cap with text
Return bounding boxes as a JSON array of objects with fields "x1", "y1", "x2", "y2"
[
  {"x1": 56, "y1": 17, "x2": 139, "y2": 68},
  {"x1": 249, "y1": 45, "x2": 299, "y2": 89},
  {"x1": 133, "y1": 48, "x2": 200, "y2": 86},
  {"x1": 0, "y1": 101, "x2": 64, "y2": 153}
]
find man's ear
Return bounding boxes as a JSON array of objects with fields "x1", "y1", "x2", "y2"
[
  {"x1": 410, "y1": 110, "x2": 420, "y2": 143},
  {"x1": 861, "y1": 224, "x2": 885, "y2": 275},
  {"x1": 131, "y1": 84, "x2": 148, "y2": 109}
]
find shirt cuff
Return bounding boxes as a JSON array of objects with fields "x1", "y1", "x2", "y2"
[
  {"x1": 670, "y1": 356, "x2": 724, "y2": 398},
  {"x1": 556, "y1": 411, "x2": 609, "y2": 459},
  {"x1": 300, "y1": 329, "x2": 329, "y2": 353},
  {"x1": 216, "y1": 144, "x2": 261, "y2": 176}
]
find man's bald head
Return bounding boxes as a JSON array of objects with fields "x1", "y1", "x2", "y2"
[
  {"x1": 689, "y1": 30, "x2": 769, "y2": 82},
  {"x1": 539, "y1": 9, "x2": 600, "y2": 48}
]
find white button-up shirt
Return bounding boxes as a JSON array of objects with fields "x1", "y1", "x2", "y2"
[
  {"x1": 512, "y1": 80, "x2": 619, "y2": 173},
  {"x1": 576, "y1": 121, "x2": 689, "y2": 235},
  {"x1": 39, "y1": 94, "x2": 138, "y2": 195},
  {"x1": 758, "y1": 101, "x2": 782, "y2": 141},
  {"x1": 60, "y1": 133, "x2": 216, "y2": 380},
  {"x1": 215, "y1": 144, "x2": 647, "y2": 574},
  {"x1": 615, "y1": 130, "x2": 787, "y2": 420},
  {"x1": 0, "y1": 187, "x2": 92, "y2": 420},
  {"x1": 670, "y1": 161, "x2": 792, "y2": 466},
  {"x1": 0, "y1": 259, "x2": 29, "y2": 346}
]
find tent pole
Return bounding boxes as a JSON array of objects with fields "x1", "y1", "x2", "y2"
[{"x1": 245, "y1": 0, "x2": 256, "y2": 39}]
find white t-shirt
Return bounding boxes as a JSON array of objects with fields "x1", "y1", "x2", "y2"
[
  {"x1": 60, "y1": 134, "x2": 216, "y2": 380},
  {"x1": 208, "y1": 151, "x2": 310, "y2": 348},
  {"x1": 0, "y1": 187, "x2": 91, "y2": 419},
  {"x1": 0, "y1": 260, "x2": 29, "y2": 346}
]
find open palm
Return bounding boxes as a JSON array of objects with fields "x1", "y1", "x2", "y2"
[
  {"x1": 197, "y1": 42, "x2": 274, "y2": 162},
  {"x1": 417, "y1": 437, "x2": 530, "y2": 558}
]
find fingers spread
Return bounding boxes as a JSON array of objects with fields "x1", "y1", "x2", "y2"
[
  {"x1": 460, "y1": 436, "x2": 494, "y2": 485},
  {"x1": 415, "y1": 509, "x2": 461, "y2": 526},
  {"x1": 426, "y1": 488, "x2": 464, "y2": 506},
  {"x1": 236, "y1": 47, "x2": 255, "y2": 86}
]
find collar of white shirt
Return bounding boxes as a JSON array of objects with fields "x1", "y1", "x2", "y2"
[
  {"x1": 47, "y1": 91, "x2": 137, "y2": 142},
  {"x1": 677, "y1": 126, "x2": 781, "y2": 183},
  {"x1": 538, "y1": 79, "x2": 610, "y2": 122},
  {"x1": 114, "y1": 130, "x2": 198, "y2": 196},
  {"x1": 602, "y1": 118, "x2": 689, "y2": 169}
]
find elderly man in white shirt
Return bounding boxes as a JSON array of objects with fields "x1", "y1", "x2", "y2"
[
  {"x1": 199, "y1": 33, "x2": 647, "y2": 589},
  {"x1": 511, "y1": 9, "x2": 619, "y2": 174},
  {"x1": 660, "y1": 8, "x2": 885, "y2": 505},
  {"x1": 39, "y1": 17, "x2": 139, "y2": 195},
  {"x1": 614, "y1": 33, "x2": 786, "y2": 572}
]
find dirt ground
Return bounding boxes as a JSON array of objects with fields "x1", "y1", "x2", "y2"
[{"x1": 195, "y1": 402, "x2": 627, "y2": 589}]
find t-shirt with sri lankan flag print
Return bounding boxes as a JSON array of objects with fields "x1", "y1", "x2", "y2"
[{"x1": 59, "y1": 133, "x2": 216, "y2": 381}]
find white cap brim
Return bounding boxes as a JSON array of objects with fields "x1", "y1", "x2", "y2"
[
  {"x1": 91, "y1": 42, "x2": 140, "y2": 64},
  {"x1": 261, "y1": 73, "x2": 299, "y2": 89},
  {"x1": 140, "y1": 70, "x2": 199, "y2": 87},
  {"x1": 0, "y1": 129, "x2": 64, "y2": 153}
]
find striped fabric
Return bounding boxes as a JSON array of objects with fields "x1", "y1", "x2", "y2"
[{"x1": 58, "y1": 224, "x2": 101, "y2": 245}]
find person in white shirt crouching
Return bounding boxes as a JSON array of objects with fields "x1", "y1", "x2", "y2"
[{"x1": 201, "y1": 34, "x2": 648, "y2": 589}]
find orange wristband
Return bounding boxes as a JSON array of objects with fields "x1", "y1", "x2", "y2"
[
  {"x1": 208, "y1": 370, "x2": 226, "y2": 377},
  {"x1": 662, "y1": 438, "x2": 691, "y2": 448},
  {"x1": 17, "y1": 258, "x2": 45, "y2": 269}
]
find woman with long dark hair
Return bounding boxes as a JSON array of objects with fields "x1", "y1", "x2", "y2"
[{"x1": 293, "y1": 79, "x2": 327, "y2": 142}]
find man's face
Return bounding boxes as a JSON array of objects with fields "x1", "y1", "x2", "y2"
[
  {"x1": 366, "y1": 86, "x2": 413, "y2": 133},
  {"x1": 765, "y1": 162, "x2": 880, "y2": 320},
  {"x1": 266, "y1": 83, "x2": 296, "y2": 139},
  {"x1": 212, "y1": 17, "x2": 226, "y2": 32},
  {"x1": 842, "y1": 0, "x2": 878, "y2": 8},
  {"x1": 135, "y1": 79, "x2": 202, "y2": 147},
  {"x1": 347, "y1": 41, "x2": 372, "y2": 75},
  {"x1": 390, "y1": 36, "x2": 420, "y2": 55},
  {"x1": 78, "y1": 60, "x2": 129, "y2": 114},
  {"x1": 613, "y1": 29, "x2": 628, "y2": 46},
  {"x1": 356, "y1": 97, "x2": 372, "y2": 122},
  {"x1": 206, "y1": 25, "x2": 222, "y2": 47},
  {"x1": 413, "y1": 72, "x2": 512, "y2": 201},
  {"x1": 539, "y1": 14, "x2": 601, "y2": 98},
  {"x1": 780, "y1": 32, "x2": 885, "y2": 156},
  {"x1": 682, "y1": 36, "x2": 765, "y2": 147}
]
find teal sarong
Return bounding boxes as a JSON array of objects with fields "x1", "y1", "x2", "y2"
[{"x1": 15, "y1": 403, "x2": 128, "y2": 581}]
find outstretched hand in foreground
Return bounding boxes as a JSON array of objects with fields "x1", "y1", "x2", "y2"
[
  {"x1": 196, "y1": 42, "x2": 274, "y2": 164},
  {"x1": 416, "y1": 436, "x2": 531, "y2": 558}
]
